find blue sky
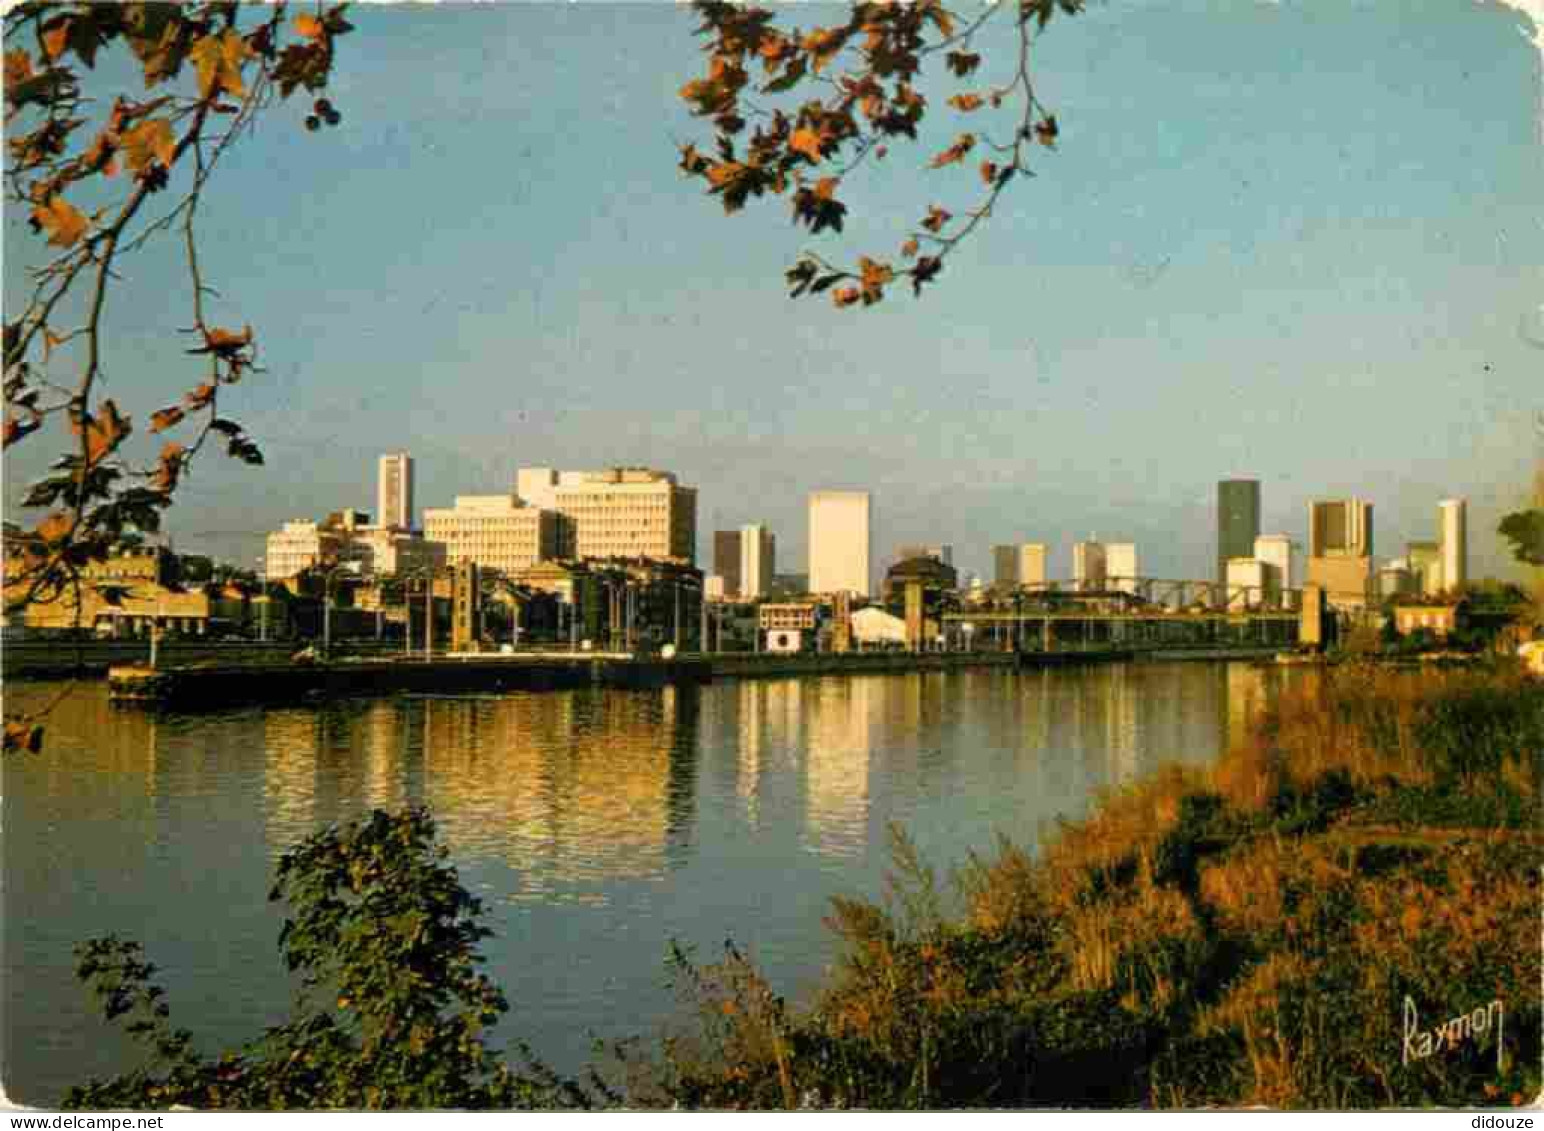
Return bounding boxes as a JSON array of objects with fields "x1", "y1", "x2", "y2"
[{"x1": 4, "y1": 0, "x2": 1541, "y2": 583}]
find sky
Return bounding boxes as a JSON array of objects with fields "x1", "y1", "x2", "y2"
[{"x1": 4, "y1": 0, "x2": 1542, "y2": 585}]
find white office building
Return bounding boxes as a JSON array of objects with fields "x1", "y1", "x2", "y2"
[
  {"x1": 1438, "y1": 498, "x2": 1467, "y2": 594},
  {"x1": 809, "y1": 491, "x2": 871, "y2": 598}
]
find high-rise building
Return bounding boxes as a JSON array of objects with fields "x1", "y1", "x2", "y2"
[
  {"x1": 992, "y1": 545, "x2": 1019, "y2": 587},
  {"x1": 1072, "y1": 541, "x2": 1107, "y2": 592},
  {"x1": 1104, "y1": 542, "x2": 1138, "y2": 594},
  {"x1": 552, "y1": 468, "x2": 697, "y2": 564},
  {"x1": 740, "y1": 524, "x2": 775, "y2": 599},
  {"x1": 713, "y1": 530, "x2": 743, "y2": 597},
  {"x1": 1253, "y1": 534, "x2": 1293, "y2": 594},
  {"x1": 423, "y1": 495, "x2": 562, "y2": 574},
  {"x1": 1407, "y1": 540, "x2": 1442, "y2": 595},
  {"x1": 809, "y1": 491, "x2": 871, "y2": 597},
  {"x1": 1217, "y1": 479, "x2": 1261, "y2": 585},
  {"x1": 1308, "y1": 498, "x2": 1373, "y2": 558},
  {"x1": 1019, "y1": 543, "x2": 1048, "y2": 589},
  {"x1": 1307, "y1": 498, "x2": 1374, "y2": 610},
  {"x1": 1226, "y1": 558, "x2": 1277, "y2": 609},
  {"x1": 1438, "y1": 498, "x2": 1467, "y2": 594},
  {"x1": 377, "y1": 453, "x2": 415, "y2": 531}
]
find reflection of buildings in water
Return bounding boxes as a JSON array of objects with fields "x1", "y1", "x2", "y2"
[
  {"x1": 360, "y1": 699, "x2": 409, "y2": 812},
  {"x1": 264, "y1": 709, "x2": 323, "y2": 845},
  {"x1": 1225, "y1": 663, "x2": 1268, "y2": 753},
  {"x1": 803, "y1": 678, "x2": 874, "y2": 854},
  {"x1": 9, "y1": 686, "x2": 163, "y2": 845},
  {"x1": 1104, "y1": 665, "x2": 1141, "y2": 786},
  {"x1": 736, "y1": 681, "x2": 765, "y2": 819},
  {"x1": 417, "y1": 690, "x2": 693, "y2": 888}
]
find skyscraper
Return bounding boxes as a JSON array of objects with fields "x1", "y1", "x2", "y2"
[
  {"x1": 1407, "y1": 540, "x2": 1442, "y2": 595},
  {"x1": 1216, "y1": 479, "x2": 1260, "y2": 585},
  {"x1": 1104, "y1": 542, "x2": 1138, "y2": 594},
  {"x1": 713, "y1": 530, "x2": 743, "y2": 598},
  {"x1": 992, "y1": 545, "x2": 1019, "y2": 587},
  {"x1": 1308, "y1": 498, "x2": 1373, "y2": 558},
  {"x1": 739, "y1": 524, "x2": 776, "y2": 599},
  {"x1": 809, "y1": 491, "x2": 871, "y2": 597},
  {"x1": 1072, "y1": 541, "x2": 1107, "y2": 592},
  {"x1": 1306, "y1": 498, "x2": 1374, "y2": 611},
  {"x1": 1438, "y1": 498, "x2": 1467, "y2": 594},
  {"x1": 378, "y1": 452, "x2": 415, "y2": 531},
  {"x1": 1018, "y1": 543, "x2": 1048, "y2": 589}
]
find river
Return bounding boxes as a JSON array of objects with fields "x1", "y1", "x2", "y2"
[{"x1": 3, "y1": 661, "x2": 1286, "y2": 1106}]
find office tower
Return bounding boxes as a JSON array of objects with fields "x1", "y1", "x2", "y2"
[
  {"x1": 713, "y1": 530, "x2": 743, "y2": 597},
  {"x1": 1104, "y1": 542, "x2": 1138, "y2": 594},
  {"x1": 992, "y1": 545, "x2": 1019, "y2": 587},
  {"x1": 552, "y1": 468, "x2": 698, "y2": 563},
  {"x1": 1217, "y1": 479, "x2": 1261, "y2": 586},
  {"x1": 1438, "y1": 498, "x2": 1467, "y2": 594},
  {"x1": 1072, "y1": 541, "x2": 1107, "y2": 592},
  {"x1": 1253, "y1": 534, "x2": 1293, "y2": 593},
  {"x1": 1308, "y1": 498, "x2": 1373, "y2": 558},
  {"x1": 1018, "y1": 543, "x2": 1048, "y2": 589},
  {"x1": 809, "y1": 491, "x2": 872, "y2": 597},
  {"x1": 378, "y1": 452, "x2": 415, "y2": 531},
  {"x1": 1407, "y1": 541, "x2": 1442, "y2": 595},
  {"x1": 1306, "y1": 498, "x2": 1375, "y2": 610},
  {"x1": 423, "y1": 495, "x2": 562, "y2": 574},
  {"x1": 740, "y1": 524, "x2": 775, "y2": 599}
]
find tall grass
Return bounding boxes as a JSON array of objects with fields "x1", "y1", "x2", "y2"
[{"x1": 645, "y1": 663, "x2": 1543, "y2": 1109}]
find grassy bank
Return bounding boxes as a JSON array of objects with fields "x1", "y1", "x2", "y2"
[{"x1": 642, "y1": 663, "x2": 1542, "y2": 1109}]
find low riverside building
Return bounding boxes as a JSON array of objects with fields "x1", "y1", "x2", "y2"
[{"x1": 4, "y1": 544, "x2": 247, "y2": 637}]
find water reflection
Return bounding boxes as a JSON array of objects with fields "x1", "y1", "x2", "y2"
[{"x1": 6, "y1": 661, "x2": 1287, "y2": 1106}]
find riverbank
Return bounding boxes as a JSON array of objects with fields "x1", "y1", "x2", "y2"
[{"x1": 650, "y1": 661, "x2": 1543, "y2": 1109}]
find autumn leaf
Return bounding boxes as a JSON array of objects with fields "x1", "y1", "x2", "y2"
[
  {"x1": 4, "y1": 49, "x2": 33, "y2": 87},
  {"x1": 184, "y1": 383, "x2": 217, "y2": 410},
  {"x1": 789, "y1": 127, "x2": 824, "y2": 163},
  {"x1": 948, "y1": 93, "x2": 983, "y2": 113},
  {"x1": 151, "y1": 442, "x2": 185, "y2": 493},
  {"x1": 946, "y1": 50, "x2": 981, "y2": 77},
  {"x1": 4, "y1": 415, "x2": 40, "y2": 448},
  {"x1": 901, "y1": 237, "x2": 919, "y2": 259},
  {"x1": 1035, "y1": 115, "x2": 1059, "y2": 145},
  {"x1": 189, "y1": 29, "x2": 250, "y2": 100},
  {"x1": 36, "y1": 511, "x2": 74, "y2": 544},
  {"x1": 980, "y1": 160, "x2": 999, "y2": 186},
  {"x1": 150, "y1": 405, "x2": 186, "y2": 433},
  {"x1": 925, "y1": 4, "x2": 956, "y2": 38},
  {"x1": 41, "y1": 18, "x2": 71, "y2": 62},
  {"x1": 832, "y1": 286, "x2": 861, "y2": 309},
  {"x1": 120, "y1": 118, "x2": 176, "y2": 174},
  {"x1": 294, "y1": 14, "x2": 326, "y2": 40},
  {"x1": 75, "y1": 398, "x2": 132, "y2": 465},
  {"x1": 921, "y1": 205, "x2": 952, "y2": 233},
  {"x1": 813, "y1": 176, "x2": 839, "y2": 201},
  {"x1": 929, "y1": 133, "x2": 974, "y2": 168},
  {"x1": 188, "y1": 325, "x2": 254, "y2": 357},
  {"x1": 859, "y1": 256, "x2": 893, "y2": 290},
  {"x1": 32, "y1": 196, "x2": 88, "y2": 248}
]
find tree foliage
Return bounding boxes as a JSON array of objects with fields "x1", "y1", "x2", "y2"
[
  {"x1": 1498, "y1": 509, "x2": 1544, "y2": 568},
  {"x1": 676, "y1": 0, "x2": 1080, "y2": 309},
  {"x1": 66, "y1": 808, "x2": 608, "y2": 1110},
  {"x1": 3, "y1": 2, "x2": 353, "y2": 752}
]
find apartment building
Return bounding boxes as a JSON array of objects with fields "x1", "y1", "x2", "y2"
[{"x1": 422, "y1": 495, "x2": 562, "y2": 575}]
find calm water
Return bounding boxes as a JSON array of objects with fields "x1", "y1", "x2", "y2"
[{"x1": 4, "y1": 662, "x2": 1283, "y2": 1105}]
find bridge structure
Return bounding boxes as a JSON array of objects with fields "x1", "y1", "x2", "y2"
[{"x1": 936, "y1": 577, "x2": 1304, "y2": 654}]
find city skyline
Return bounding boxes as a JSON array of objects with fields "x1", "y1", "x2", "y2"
[{"x1": 4, "y1": 3, "x2": 1538, "y2": 586}]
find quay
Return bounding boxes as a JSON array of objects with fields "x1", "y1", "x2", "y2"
[{"x1": 95, "y1": 646, "x2": 1207, "y2": 710}]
